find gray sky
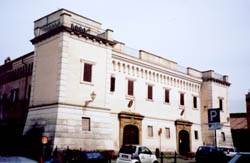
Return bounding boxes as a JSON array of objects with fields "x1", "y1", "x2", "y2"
[{"x1": 0, "y1": 0, "x2": 249, "y2": 113}]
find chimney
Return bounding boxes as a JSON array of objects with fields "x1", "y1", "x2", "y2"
[{"x1": 4, "y1": 57, "x2": 11, "y2": 64}]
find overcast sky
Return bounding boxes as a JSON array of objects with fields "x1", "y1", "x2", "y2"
[{"x1": 0, "y1": 0, "x2": 249, "y2": 113}]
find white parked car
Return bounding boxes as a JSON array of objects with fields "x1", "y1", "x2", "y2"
[
  {"x1": 116, "y1": 145, "x2": 158, "y2": 163},
  {"x1": 217, "y1": 146, "x2": 237, "y2": 157}
]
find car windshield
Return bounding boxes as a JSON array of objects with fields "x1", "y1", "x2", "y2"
[
  {"x1": 119, "y1": 146, "x2": 136, "y2": 154},
  {"x1": 197, "y1": 146, "x2": 215, "y2": 154},
  {"x1": 218, "y1": 147, "x2": 234, "y2": 152}
]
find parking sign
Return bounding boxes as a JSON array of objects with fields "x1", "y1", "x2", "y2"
[
  {"x1": 208, "y1": 108, "x2": 220, "y2": 123},
  {"x1": 208, "y1": 108, "x2": 221, "y2": 130}
]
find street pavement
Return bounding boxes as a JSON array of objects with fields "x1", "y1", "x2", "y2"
[{"x1": 111, "y1": 157, "x2": 196, "y2": 163}]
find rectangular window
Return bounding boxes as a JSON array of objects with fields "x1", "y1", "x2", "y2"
[
  {"x1": 165, "y1": 127, "x2": 170, "y2": 139},
  {"x1": 28, "y1": 85, "x2": 31, "y2": 101},
  {"x1": 2, "y1": 93, "x2": 7, "y2": 103},
  {"x1": 219, "y1": 99, "x2": 223, "y2": 110},
  {"x1": 82, "y1": 117, "x2": 90, "y2": 131},
  {"x1": 195, "y1": 130, "x2": 199, "y2": 140},
  {"x1": 110, "y1": 77, "x2": 115, "y2": 92},
  {"x1": 221, "y1": 132, "x2": 225, "y2": 141},
  {"x1": 128, "y1": 80, "x2": 134, "y2": 96},
  {"x1": 83, "y1": 63, "x2": 92, "y2": 82},
  {"x1": 180, "y1": 93, "x2": 184, "y2": 106},
  {"x1": 148, "y1": 85, "x2": 153, "y2": 100},
  {"x1": 10, "y1": 89, "x2": 19, "y2": 103},
  {"x1": 193, "y1": 96, "x2": 197, "y2": 108},
  {"x1": 148, "y1": 126, "x2": 153, "y2": 137},
  {"x1": 165, "y1": 89, "x2": 170, "y2": 103}
]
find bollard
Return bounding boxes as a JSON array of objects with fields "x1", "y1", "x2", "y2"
[
  {"x1": 160, "y1": 152, "x2": 163, "y2": 163},
  {"x1": 174, "y1": 151, "x2": 177, "y2": 163},
  {"x1": 155, "y1": 148, "x2": 160, "y2": 158}
]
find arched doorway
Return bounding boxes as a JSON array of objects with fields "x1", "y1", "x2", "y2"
[
  {"x1": 179, "y1": 130, "x2": 190, "y2": 155},
  {"x1": 123, "y1": 125, "x2": 139, "y2": 145}
]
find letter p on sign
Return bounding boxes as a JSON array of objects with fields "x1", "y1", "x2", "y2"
[{"x1": 208, "y1": 109, "x2": 220, "y2": 123}]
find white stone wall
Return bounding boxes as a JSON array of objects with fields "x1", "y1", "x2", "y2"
[
  {"x1": 142, "y1": 118, "x2": 177, "y2": 152},
  {"x1": 24, "y1": 104, "x2": 114, "y2": 150},
  {"x1": 30, "y1": 34, "x2": 62, "y2": 106},
  {"x1": 62, "y1": 34, "x2": 112, "y2": 108},
  {"x1": 53, "y1": 105, "x2": 113, "y2": 150}
]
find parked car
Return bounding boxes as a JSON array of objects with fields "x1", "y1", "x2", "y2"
[
  {"x1": 217, "y1": 146, "x2": 237, "y2": 157},
  {"x1": 44, "y1": 157, "x2": 60, "y2": 163},
  {"x1": 0, "y1": 156, "x2": 38, "y2": 163},
  {"x1": 80, "y1": 151, "x2": 108, "y2": 163},
  {"x1": 57, "y1": 150, "x2": 108, "y2": 163},
  {"x1": 228, "y1": 152, "x2": 250, "y2": 163},
  {"x1": 116, "y1": 145, "x2": 158, "y2": 163},
  {"x1": 195, "y1": 146, "x2": 227, "y2": 163}
]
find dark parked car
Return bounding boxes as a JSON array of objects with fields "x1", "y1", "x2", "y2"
[
  {"x1": 52, "y1": 150, "x2": 108, "y2": 163},
  {"x1": 80, "y1": 151, "x2": 108, "y2": 163},
  {"x1": 195, "y1": 146, "x2": 227, "y2": 163}
]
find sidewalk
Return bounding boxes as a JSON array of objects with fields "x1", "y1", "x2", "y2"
[{"x1": 157, "y1": 156, "x2": 196, "y2": 163}]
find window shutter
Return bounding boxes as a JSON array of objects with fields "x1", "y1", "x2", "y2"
[
  {"x1": 110, "y1": 77, "x2": 115, "y2": 92},
  {"x1": 193, "y1": 96, "x2": 197, "y2": 108},
  {"x1": 128, "y1": 80, "x2": 134, "y2": 96},
  {"x1": 148, "y1": 85, "x2": 153, "y2": 100},
  {"x1": 180, "y1": 93, "x2": 184, "y2": 105},
  {"x1": 83, "y1": 63, "x2": 92, "y2": 82},
  {"x1": 165, "y1": 90, "x2": 169, "y2": 103}
]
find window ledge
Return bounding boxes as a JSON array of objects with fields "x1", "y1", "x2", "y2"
[
  {"x1": 179, "y1": 105, "x2": 185, "y2": 109},
  {"x1": 163, "y1": 102, "x2": 170, "y2": 105},
  {"x1": 80, "y1": 81, "x2": 94, "y2": 86},
  {"x1": 126, "y1": 95, "x2": 135, "y2": 100},
  {"x1": 146, "y1": 99, "x2": 154, "y2": 102},
  {"x1": 82, "y1": 130, "x2": 92, "y2": 133}
]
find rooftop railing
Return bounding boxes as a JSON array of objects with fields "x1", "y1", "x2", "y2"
[
  {"x1": 177, "y1": 65, "x2": 188, "y2": 74},
  {"x1": 122, "y1": 46, "x2": 191, "y2": 75},
  {"x1": 124, "y1": 46, "x2": 139, "y2": 58},
  {"x1": 213, "y1": 72, "x2": 224, "y2": 81}
]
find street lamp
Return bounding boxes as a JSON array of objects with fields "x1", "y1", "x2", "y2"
[{"x1": 85, "y1": 91, "x2": 96, "y2": 106}]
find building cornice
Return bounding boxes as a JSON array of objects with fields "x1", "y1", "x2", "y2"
[
  {"x1": 202, "y1": 77, "x2": 231, "y2": 86},
  {"x1": 0, "y1": 52, "x2": 34, "y2": 72},
  {"x1": 112, "y1": 53, "x2": 202, "y2": 85},
  {"x1": 29, "y1": 102, "x2": 111, "y2": 111}
]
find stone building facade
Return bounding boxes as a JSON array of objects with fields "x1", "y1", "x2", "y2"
[
  {"x1": 0, "y1": 9, "x2": 233, "y2": 153},
  {"x1": 230, "y1": 113, "x2": 250, "y2": 151},
  {"x1": 0, "y1": 52, "x2": 33, "y2": 137},
  {"x1": 246, "y1": 91, "x2": 250, "y2": 136}
]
